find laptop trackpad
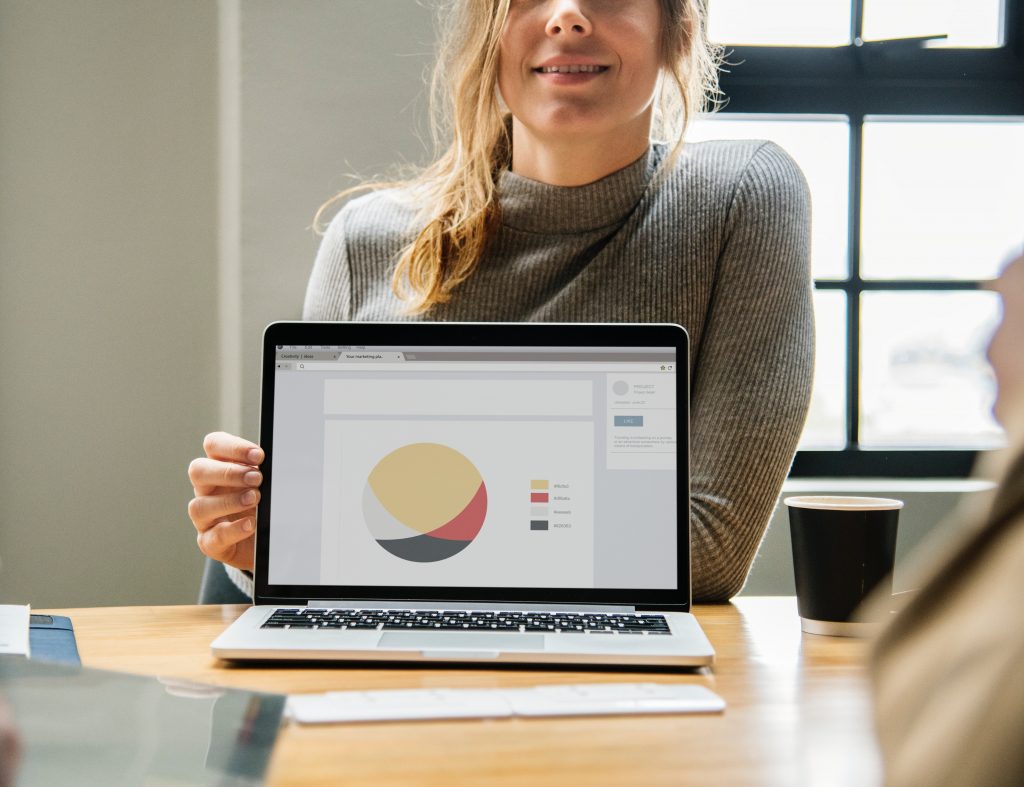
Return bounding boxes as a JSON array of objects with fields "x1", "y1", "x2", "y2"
[{"x1": 378, "y1": 632, "x2": 545, "y2": 652}]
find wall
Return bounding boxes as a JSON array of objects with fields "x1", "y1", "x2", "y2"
[
  {"x1": 235, "y1": 0, "x2": 436, "y2": 436},
  {"x1": 0, "y1": 0, "x2": 219, "y2": 606},
  {"x1": 0, "y1": 0, "x2": 438, "y2": 607}
]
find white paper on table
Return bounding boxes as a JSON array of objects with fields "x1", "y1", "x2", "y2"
[{"x1": 0, "y1": 605, "x2": 30, "y2": 657}]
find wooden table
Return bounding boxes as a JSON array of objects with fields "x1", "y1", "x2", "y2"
[{"x1": 46, "y1": 598, "x2": 881, "y2": 786}]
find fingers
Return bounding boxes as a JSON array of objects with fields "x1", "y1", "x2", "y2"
[
  {"x1": 188, "y1": 457, "x2": 262, "y2": 495},
  {"x1": 188, "y1": 489, "x2": 260, "y2": 531},
  {"x1": 196, "y1": 517, "x2": 255, "y2": 570},
  {"x1": 203, "y1": 431, "x2": 264, "y2": 466},
  {"x1": 188, "y1": 431, "x2": 262, "y2": 572}
]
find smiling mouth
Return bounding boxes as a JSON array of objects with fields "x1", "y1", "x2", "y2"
[{"x1": 534, "y1": 65, "x2": 609, "y2": 74}]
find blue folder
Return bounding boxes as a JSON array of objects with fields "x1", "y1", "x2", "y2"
[{"x1": 29, "y1": 614, "x2": 81, "y2": 667}]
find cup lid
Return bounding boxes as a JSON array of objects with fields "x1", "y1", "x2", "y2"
[{"x1": 784, "y1": 495, "x2": 904, "y2": 511}]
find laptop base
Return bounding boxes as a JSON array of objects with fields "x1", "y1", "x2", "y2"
[{"x1": 212, "y1": 606, "x2": 714, "y2": 668}]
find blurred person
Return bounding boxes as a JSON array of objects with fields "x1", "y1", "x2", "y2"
[
  {"x1": 0, "y1": 695, "x2": 19, "y2": 787},
  {"x1": 871, "y1": 253, "x2": 1024, "y2": 786},
  {"x1": 187, "y1": 0, "x2": 814, "y2": 602}
]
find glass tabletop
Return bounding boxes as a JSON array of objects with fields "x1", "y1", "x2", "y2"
[{"x1": 0, "y1": 657, "x2": 285, "y2": 786}]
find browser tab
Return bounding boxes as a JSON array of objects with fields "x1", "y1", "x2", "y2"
[{"x1": 336, "y1": 351, "x2": 406, "y2": 362}]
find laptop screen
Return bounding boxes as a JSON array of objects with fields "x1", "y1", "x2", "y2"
[{"x1": 256, "y1": 323, "x2": 688, "y2": 608}]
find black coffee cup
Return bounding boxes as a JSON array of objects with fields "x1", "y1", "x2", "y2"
[{"x1": 785, "y1": 496, "x2": 902, "y2": 636}]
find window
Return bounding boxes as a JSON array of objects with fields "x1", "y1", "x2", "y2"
[{"x1": 696, "y1": 0, "x2": 1024, "y2": 476}]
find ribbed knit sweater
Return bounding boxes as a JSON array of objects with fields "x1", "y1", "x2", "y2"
[{"x1": 229, "y1": 139, "x2": 813, "y2": 602}]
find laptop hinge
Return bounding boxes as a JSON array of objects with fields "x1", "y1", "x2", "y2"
[{"x1": 307, "y1": 600, "x2": 637, "y2": 613}]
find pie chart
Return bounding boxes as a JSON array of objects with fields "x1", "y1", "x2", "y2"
[{"x1": 363, "y1": 443, "x2": 488, "y2": 562}]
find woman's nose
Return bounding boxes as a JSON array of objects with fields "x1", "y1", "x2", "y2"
[{"x1": 545, "y1": 1, "x2": 593, "y2": 38}]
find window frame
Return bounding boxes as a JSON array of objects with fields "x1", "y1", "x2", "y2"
[{"x1": 713, "y1": 0, "x2": 1024, "y2": 477}]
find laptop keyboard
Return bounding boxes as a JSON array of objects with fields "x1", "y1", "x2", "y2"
[{"x1": 261, "y1": 609, "x2": 672, "y2": 635}]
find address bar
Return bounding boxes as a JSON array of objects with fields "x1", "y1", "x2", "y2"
[{"x1": 291, "y1": 362, "x2": 671, "y2": 372}]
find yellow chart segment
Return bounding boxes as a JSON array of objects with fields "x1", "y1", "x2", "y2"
[{"x1": 367, "y1": 443, "x2": 483, "y2": 534}]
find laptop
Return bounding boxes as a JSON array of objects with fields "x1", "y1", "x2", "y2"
[{"x1": 211, "y1": 322, "x2": 714, "y2": 668}]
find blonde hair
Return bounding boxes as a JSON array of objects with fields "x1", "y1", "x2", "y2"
[{"x1": 315, "y1": 0, "x2": 721, "y2": 314}]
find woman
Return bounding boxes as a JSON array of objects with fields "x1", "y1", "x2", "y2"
[{"x1": 188, "y1": 0, "x2": 814, "y2": 602}]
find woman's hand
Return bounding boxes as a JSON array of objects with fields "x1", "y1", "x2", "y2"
[{"x1": 187, "y1": 432, "x2": 263, "y2": 571}]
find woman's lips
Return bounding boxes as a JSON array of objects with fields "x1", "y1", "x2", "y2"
[{"x1": 532, "y1": 64, "x2": 609, "y2": 85}]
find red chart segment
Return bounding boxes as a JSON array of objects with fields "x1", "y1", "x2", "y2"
[{"x1": 427, "y1": 483, "x2": 488, "y2": 541}]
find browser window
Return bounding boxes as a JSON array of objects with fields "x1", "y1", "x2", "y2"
[{"x1": 267, "y1": 345, "x2": 678, "y2": 590}]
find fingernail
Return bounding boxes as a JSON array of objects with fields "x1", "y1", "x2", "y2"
[
  {"x1": 241, "y1": 490, "x2": 257, "y2": 505},
  {"x1": 247, "y1": 448, "x2": 263, "y2": 465},
  {"x1": 242, "y1": 519, "x2": 254, "y2": 532},
  {"x1": 243, "y1": 471, "x2": 262, "y2": 486}
]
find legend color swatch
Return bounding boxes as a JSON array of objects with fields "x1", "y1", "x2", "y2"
[{"x1": 530, "y1": 480, "x2": 549, "y2": 531}]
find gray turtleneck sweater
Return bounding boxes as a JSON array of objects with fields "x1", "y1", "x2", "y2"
[{"x1": 230, "y1": 139, "x2": 812, "y2": 602}]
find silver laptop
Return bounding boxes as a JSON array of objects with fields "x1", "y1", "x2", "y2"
[{"x1": 212, "y1": 322, "x2": 714, "y2": 668}]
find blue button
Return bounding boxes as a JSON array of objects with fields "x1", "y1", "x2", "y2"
[{"x1": 614, "y1": 415, "x2": 644, "y2": 427}]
